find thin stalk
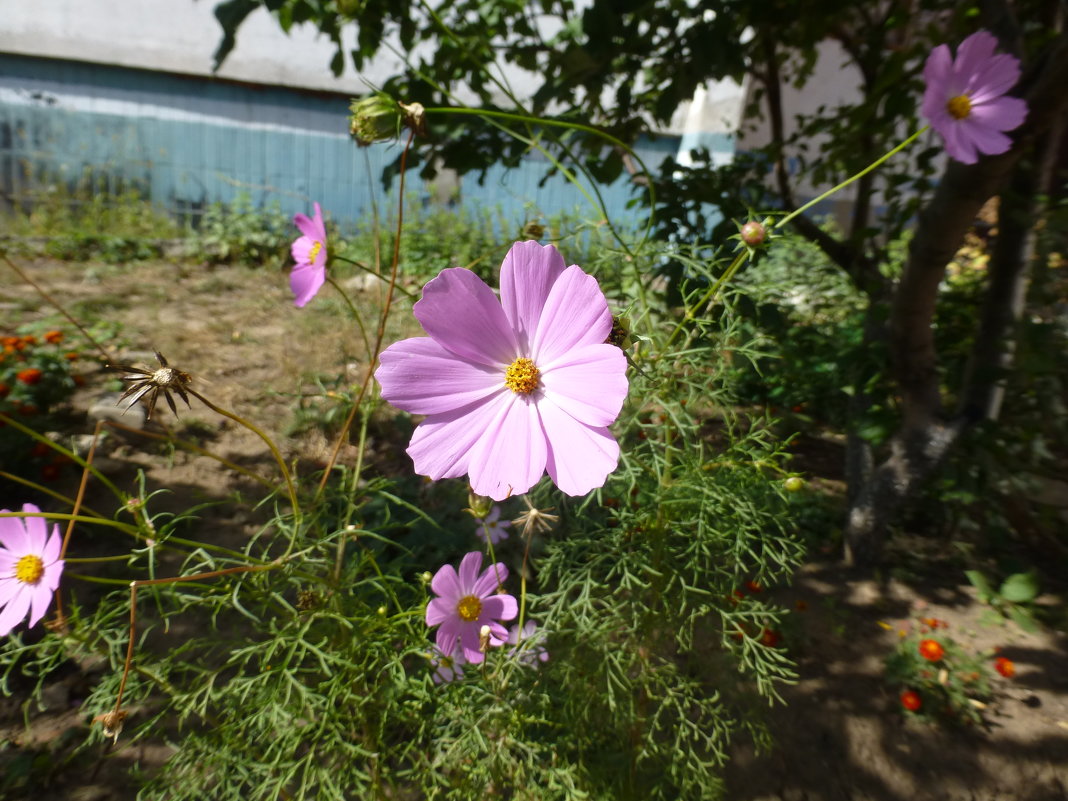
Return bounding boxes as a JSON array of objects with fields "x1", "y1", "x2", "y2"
[{"x1": 325, "y1": 274, "x2": 373, "y2": 358}]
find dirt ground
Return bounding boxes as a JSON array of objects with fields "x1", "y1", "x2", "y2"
[{"x1": 3, "y1": 257, "x2": 1067, "y2": 800}]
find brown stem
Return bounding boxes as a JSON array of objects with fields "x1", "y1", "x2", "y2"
[{"x1": 316, "y1": 129, "x2": 416, "y2": 496}]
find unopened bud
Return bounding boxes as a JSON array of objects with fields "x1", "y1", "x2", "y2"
[
  {"x1": 479, "y1": 624, "x2": 492, "y2": 654},
  {"x1": 740, "y1": 220, "x2": 767, "y2": 247},
  {"x1": 419, "y1": 571, "x2": 433, "y2": 585},
  {"x1": 467, "y1": 492, "x2": 494, "y2": 519},
  {"x1": 521, "y1": 220, "x2": 545, "y2": 241},
  {"x1": 349, "y1": 93, "x2": 402, "y2": 146},
  {"x1": 784, "y1": 476, "x2": 805, "y2": 492}
]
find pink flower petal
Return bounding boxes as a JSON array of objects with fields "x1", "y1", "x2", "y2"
[
  {"x1": 435, "y1": 621, "x2": 461, "y2": 659},
  {"x1": 457, "y1": 551, "x2": 484, "y2": 592},
  {"x1": 376, "y1": 338, "x2": 504, "y2": 415},
  {"x1": 953, "y1": 31, "x2": 999, "y2": 83},
  {"x1": 0, "y1": 515, "x2": 28, "y2": 554},
  {"x1": 943, "y1": 122, "x2": 978, "y2": 164},
  {"x1": 407, "y1": 392, "x2": 513, "y2": 480},
  {"x1": 27, "y1": 583, "x2": 55, "y2": 628},
  {"x1": 414, "y1": 268, "x2": 518, "y2": 366},
  {"x1": 0, "y1": 586, "x2": 31, "y2": 637},
  {"x1": 460, "y1": 627, "x2": 485, "y2": 663},
  {"x1": 291, "y1": 236, "x2": 314, "y2": 265},
  {"x1": 540, "y1": 343, "x2": 628, "y2": 427},
  {"x1": 467, "y1": 395, "x2": 548, "y2": 501},
  {"x1": 293, "y1": 203, "x2": 326, "y2": 241},
  {"x1": 44, "y1": 560, "x2": 63, "y2": 593},
  {"x1": 472, "y1": 563, "x2": 509, "y2": 598},
  {"x1": 967, "y1": 53, "x2": 1021, "y2": 103},
  {"x1": 531, "y1": 265, "x2": 613, "y2": 365},
  {"x1": 539, "y1": 398, "x2": 620, "y2": 496},
  {"x1": 971, "y1": 95, "x2": 1027, "y2": 133},
  {"x1": 426, "y1": 597, "x2": 455, "y2": 627},
  {"x1": 498, "y1": 241, "x2": 567, "y2": 352},
  {"x1": 0, "y1": 577, "x2": 21, "y2": 606},
  {"x1": 42, "y1": 526, "x2": 61, "y2": 564},
  {"x1": 923, "y1": 44, "x2": 953, "y2": 91},
  {"x1": 430, "y1": 564, "x2": 460, "y2": 603},
  {"x1": 23, "y1": 505, "x2": 47, "y2": 550},
  {"x1": 290, "y1": 262, "x2": 326, "y2": 307},
  {"x1": 960, "y1": 117, "x2": 1013, "y2": 157},
  {"x1": 480, "y1": 594, "x2": 518, "y2": 622}
]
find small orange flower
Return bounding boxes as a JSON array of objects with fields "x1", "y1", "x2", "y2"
[
  {"x1": 994, "y1": 657, "x2": 1015, "y2": 678},
  {"x1": 19, "y1": 336, "x2": 36, "y2": 348},
  {"x1": 760, "y1": 628, "x2": 781, "y2": 647},
  {"x1": 919, "y1": 639, "x2": 945, "y2": 662},
  {"x1": 65, "y1": 351, "x2": 80, "y2": 361},
  {"x1": 745, "y1": 580, "x2": 763, "y2": 594},
  {"x1": 16, "y1": 368, "x2": 43, "y2": 385},
  {"x1": 44, "y1": 330, "x2": 64, "y2": 344},
  {"x1": 72, "y1": 374, "x2": 85, "y2": 387},
  {"x1": 920, "y1": 617, "x2": 948, "y2": 629},
  {"x1": 900, "y1": 690, "x2": 922, "y2": 712}
]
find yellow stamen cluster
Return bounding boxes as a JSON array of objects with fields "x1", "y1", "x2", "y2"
[
  {"x1": 308, "y1": 241, "x2": 323, "y2": 263},
  {"x1": 15, "y1": 554, "x2": 44, "y2": 584},
  {"x1": 504, "y1": 357, "x2": 540, "y2": 394},
  {"x1": 946, "y1": 94, "x2": 972, "y2": 120},
  {"x1": 456, "y1": 595, "x2": 483, "y2": 622}
]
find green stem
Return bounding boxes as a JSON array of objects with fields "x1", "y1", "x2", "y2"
[{"x1": 325, "y1": 274, "x2": 373, "y2": 357}]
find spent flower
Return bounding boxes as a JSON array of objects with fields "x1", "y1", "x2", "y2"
[
  {"x1": 922, "y1": 30, "x2": 1028, "y2": 164},
  {"x1": 475, "y1": 504, "x2": 510, "y2": 545},
  {"x1": 376, "y1": 240, "x2": 629, "y2": 500},
  {"x1": 0, "y1": 503, "x2": 64, "y2": 637}
]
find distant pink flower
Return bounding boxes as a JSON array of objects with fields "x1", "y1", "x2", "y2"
[
  {"x1": 922, "y1": 30, "x2": 1027, "y2": 164},
  {"x1": 426, "y1": 551, "x2": 517, "y2": 664},
  {"x1": 507, "y1": 620, "x2": 549, "y2": 666},
  {"x1": 475, "y1": 505, "x2": 510, "y2": 545},
  {"x1": 290, "y1": 202, "x2": 328, "y2": 307},
  {"x1": 0, "y1": 504, "x2": 64, "y2": 637},
  {"x1": 375, "y1": 240, "x2": 629, "y2": 500},
  {"x1": 430, "y1": 645, "x2": 466, "y2": 684}
]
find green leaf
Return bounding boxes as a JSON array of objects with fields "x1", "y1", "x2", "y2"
[
  {"x1": 964, "y1": 569, "x2": 993, "y2": 601},
  {"x1": 999, "y1": 572, "x2": 1039, "y2": 603}
]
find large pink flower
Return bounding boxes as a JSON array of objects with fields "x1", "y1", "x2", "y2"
[
  {"x1": 426, "y1": 551, "x2": 517, "y2": 664},
  {"x1": 922, "y1": 30, "x2": 1028, "y2": 164},
  {"x1": 375, "y1": 240, "x2": 628, "y2": 500},
  {"x1": 290, "y1": 202, "x2": 328, "y2": 307},
  {"x1": 0, "y1": 504, "x2": 64, "y2": 637}
]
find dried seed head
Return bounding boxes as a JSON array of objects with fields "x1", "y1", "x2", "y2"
[{"x1": 112, "y1": 351, "x2": 193, "y2": 420}]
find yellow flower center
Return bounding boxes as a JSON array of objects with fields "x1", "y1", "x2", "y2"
[
  {"x1": 504, "y1": 357, "x2": 540, "y2": 394},
  {"x1": 946, "y1": 94, "x2": 972, "y2": 120},
  {"x1": 15, "y1": 554, "x2": 44, "y2": 584},
  {"x1": 456, "y1": 595, "x2": 482, "y2": 622},
  {"x1": 308, "y1": 241, "x2": 323, "y2": 263}
]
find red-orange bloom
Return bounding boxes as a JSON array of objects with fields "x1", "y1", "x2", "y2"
[
  {"x1": 746, "y1": 580, "x2": 763, "y2": 594},
  {"x1": 919, "y1": 639, "x2": 945, "y2": 662},
  {"x1": 994, "y1": 656, "x2": 1015, "y2": 678},
  {"x1": 16, "y1": 368, "x2": 43, "y2": 385},
  {"x1": 900, "y1": 690, "x2": 922, "y2": 712},
  {"x1": 44, "y1": 330, "x2": 64, "y2": 344},
  {"x1": 760, "y1": 628, "x2": 781, "y2": 647}
]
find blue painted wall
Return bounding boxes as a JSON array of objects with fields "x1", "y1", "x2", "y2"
[{"x1": 0, "y1": 53, "x2": 729, "y2": 231}]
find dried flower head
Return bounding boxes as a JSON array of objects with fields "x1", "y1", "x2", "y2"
[
  {"x1": 511, "y1": 496, "x2": 559, "y2": 539},
  {"x1": 113, "y1": 351, "x2": 192, "y2": 420},
  {"x1": 92, "y1": 709, "x2": 128, "y2": 744}
]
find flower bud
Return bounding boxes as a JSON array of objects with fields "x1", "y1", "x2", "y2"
[
  {"x1": 419, "y1": 571, "x2": 433, "y2": 585},
  {"x1": 479, "y1": 624, "x2": 492, "y2": 654},
  {"x1": 784, "y1": 476, "x2": 805, "y2": 492},
  {"x1": 740, "y1": 220, "x2": 767, "y2": 247},
  {"x1": 467, "y1": 492, "x2": 494, "y2": 519},
  {"x1": 349, "y1": 93, "x2": 402, "y2": 146}
]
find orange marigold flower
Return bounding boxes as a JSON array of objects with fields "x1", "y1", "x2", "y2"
[
  {"x1": 65, "y1": 351, "x2": 80, "y2": 361},
  {"x1": 919, "y1": 639, "x2": 945, "y2": 662},
  {"x1": 16, "y1": 368, "x2": 43, "y2": 385},
  {"x1": 746, "y1": 580, "x2": 763, "y2": 594},
  {"x1": 44, "y1": 330, "x2": 64, "y2": 344},
  {"x1": 20, "y1": 336, "x2": 36, "y2": 347},
  {"x1": 994, "y1": 656, "x2": 1015, "y2": 678},
  {"x1": 760, "y1": 628, "x2": 781, "y2": 647},
  {"x1": 900, "y1": 690, "x2": 922, "y2": 712}
]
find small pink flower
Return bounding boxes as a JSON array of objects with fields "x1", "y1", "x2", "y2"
[
  {"x1": 507, "y1": 620, "x2": 549, "y2": 666},
  {"x1": 475, "y1": 505, "x2": 510, "y2": 545},
  {"x1": 290, "y1": 202, "x2": 328, "y2": 307},
  {"x1": 0, "y1": 504, "x2": 64, "y2": 636},
  {"x1": 375, "y1": 240, "x2": 629, "y2": 500},
  {"x1": 922, "y1": 30, "x2": 1028, "y2": 164},
  {"x1": 430, "y1": 645, "x2": 466, "y2": 684},
  {"x1": 426, "y1": 551, "x2": 517, "y2": 664}
]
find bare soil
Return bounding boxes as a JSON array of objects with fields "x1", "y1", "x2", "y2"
[{"x1": 3, "y1": 257, "x2": 1067, "y2": 801}]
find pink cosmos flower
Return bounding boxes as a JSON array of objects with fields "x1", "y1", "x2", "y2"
[
  {"x1": 430, "y1": 644, "x2": 466, "y2": 684},
  {"x1": 375, "y1": 240, "x2": 629, "y2": 501},
  {"x1": 507, "y1": 620, "x2": 549, "y2": 666},
  {"x1": 0, "y1": 504, "x2": 64, "y2": 637},
  {"x1": 475, "y1": 505, "x2": 510, "y2": 545},
  {"x1": 290, "y1": 202, "x2": 328, "y2": 307},
  {"x1": 426, "y1": 551, "x2": 517, "y2": 664},
  {"x1": 922, "y1": 30, "x2": 1028, "y2": 164}
]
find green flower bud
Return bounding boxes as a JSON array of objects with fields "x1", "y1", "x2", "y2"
[
  {"x1": 784, "y1": 476, "x2": 805, "y2": 492},
  {"x1": 467, "y1": 492, "x2": 494, "y2": 519},
  {"x1": 740, "y1": 220, "x2": 767, "y2": 247},
  {"x1": 349, "y1": 93, "x2": 403, "y2": 146}
]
